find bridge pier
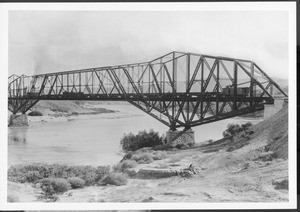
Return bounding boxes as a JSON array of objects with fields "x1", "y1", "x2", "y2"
[
  {"x1": 263, "y1": 96, "x2": 288, "y2": 119},
  {"x1": 166, "y1": 129, "x2": 195, "y2": 148},
  {"x1": 8, "y1": 114, "x2": 29, "y2": 127}
]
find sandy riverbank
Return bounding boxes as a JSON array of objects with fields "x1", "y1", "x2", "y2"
[
  {"x1": 8, "y1": 143, "x2": 288, "y2": 202},
  {"x1": 8, "y1": 105, "x2": 289, "y2": 203}
]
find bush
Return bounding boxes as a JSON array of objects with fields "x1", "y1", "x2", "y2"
[
  {"x1": 152, "y1": 151, "x2": 167, "y2": 160},
  {"x1": 132, "y1": 152, "x2": 154, "y2": 164},
  {"x1": 28, "y1": 111, "x2": 43, "y2": 116},
  {"x1": 39, "y1": 178, "x2": 70, "y2": 195},
  {"x1": 223, "y1": 122, "x2": 252, "y2": 138},
  {"x1": 128, "y1": 150, "x2": 168, "y2": 163},
  {"x1": 120, "y1": 129, "x2": 165, "y2": 152},
  {"x1": 241, "y1": 122, "x2": 253, "y2": 131},
  {"x1": 25, "y1": 171, "x2": 42, "y2": 183},
  {"x1": 113, "y1": 160, "x2": 137, "y2": 173},
  {"x1": 122, "y1": 160, "x2": 137, "y2": 169},
  {"x1": 99, "y1": 173, "x2": 128, "y2": 186},
  {"x1": 272, "y1": 179, "x2": 288, "y2": 190},
  {"x1": 8, "y1": 163, "x2": 110, "y2": 186},
  {"x1": 152, "y1": 144, "x2": 173, "y2": 151},
  {"x1": 121, "y1": 152, "x2": 134, "y2": 161},
  {"x1": 67, "y1": 177, "x2": 85, "y2": 189}
]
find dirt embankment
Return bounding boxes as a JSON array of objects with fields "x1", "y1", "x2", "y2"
[{"x1": 8, "y1": 105, "x2": 289, "y2": 202}]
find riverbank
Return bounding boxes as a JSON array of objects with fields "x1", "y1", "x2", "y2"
[{"x1": 8, "y1": 105, "x2": 289, "y2": 202}]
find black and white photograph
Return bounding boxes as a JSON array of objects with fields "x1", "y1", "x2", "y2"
[{"x1": 0, "y1": 1, "x2": 297, "y2": 210}]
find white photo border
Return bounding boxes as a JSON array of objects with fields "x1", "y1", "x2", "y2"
[{"x1": 0, "y1": 2, "x2": 296, "y2": 210}]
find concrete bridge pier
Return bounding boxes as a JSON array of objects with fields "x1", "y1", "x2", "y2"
[
  {"x1": 263, "y1": 96, "x2": 288, "y2": 119},
  {"x1": 166, "y1": 128, "x2": 195, "y2": 148},
  {"x1": 8, "y1": 114, "x2": 29, "y2": 127}
]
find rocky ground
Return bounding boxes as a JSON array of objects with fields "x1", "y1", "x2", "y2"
[{"x1": 8, "y1": 105, "x2": 289, "y2": 203}]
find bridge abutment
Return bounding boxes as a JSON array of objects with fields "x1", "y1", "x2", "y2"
[
  {"x1": 8, "y1": 114, "x2": 29, "y2": 127},
  {"x1": 166, "y1": 129, "x2": 195, "y2": 148},
  {"x1": 264, "y1": 96, "x2": 288, "y2": 119}
]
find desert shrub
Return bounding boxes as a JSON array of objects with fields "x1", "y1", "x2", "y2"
[
  {"x1": 28, "y1": 111, "x2": 43, "y2": 116},
  {"x1": 152, "y1": 144, "x2": 173, "y2": 151},
  {"x1": 207, "y1": 139, "x2": 213, "y2": 144},
  {"x1": 152, "y1": 151, "x2": 167, "y2": 160},
  {"x1": 120, "y1": 160, "x2": 137, "y2": 170},
  {"x1": 132, "y1": 152, "x2": 154, "y2": 164},
  {"x1": 99, "y1": 173, "x2": 128, "y2": 186},
  {"x1": 8, "y1": 163, "x2": 48, "y2": 183},
  {"x1": 223, "y1": 122, "x2": 253, "y2": 139},
  {"x1": 123, "y1": 168, "x2": 137, "y2": 178},
  {"x1": 223, "y1": 124, "x2": 243, "y2": 138},
  {"x1": 25, "y1": 171, "x2": 42, "y2": 183},
  {"x1": 121, "y1": 152, "x2": 134, "y2": 162},
  {"x1": 241, "y1": 122, "x2": 253, "y2": 131},
  {"x1": 120, "y1": 129, "x2": 165, "y2": 152},
  {"x1": 272, "y1": 179, "x2": 288, "y2": 190},
  {"x1": 179, "y1": 170, "x2": 194, "y2": 178},
  {"x1": 175, "y1": 144, "x2": 187, "y2": 149},
  {"x1": 112, "y1": 163, "x2": 123, "y2": 172},
  {"x1": 60, "y1": 165, "x2": 109, "y2": 186},
  {"x1": 8, "y1": 163, "x2": 110, "y2": 186},
  {"x1": 113, "y1": 160, "x2": 137, "y2": 172},
  {"x1": 39, "y1": 178, "x2": 70, "y2": 195},
  {"x1": 67, "y1": 177, "x2": 85, "y2": 189}
]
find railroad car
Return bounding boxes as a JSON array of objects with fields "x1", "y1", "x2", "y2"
[
  {"x1": 62, "y1": 91, "x2": 85, "y2": 98},
  {"x1": 26, "y1": 92, "x2": 40, "y2": 97},
  {"x1": 223, "y1": 86, "x2": 248, "y2": 96}
]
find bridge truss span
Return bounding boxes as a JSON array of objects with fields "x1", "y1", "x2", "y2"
[{"x1": 8, "y1": 51, "x2": 287, "y2": 130}]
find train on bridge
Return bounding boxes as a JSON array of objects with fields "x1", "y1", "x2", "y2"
[
  {"x1": 222, "y1": 86, "x2": 249, "y2": 96},
  {"x1": 8, "y1": 51, "x2": 287, "y2": 129}
]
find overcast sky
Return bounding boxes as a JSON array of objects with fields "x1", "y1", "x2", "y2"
[{"x1": 9, "y1": 10, "x2": 289, "y2": 79}]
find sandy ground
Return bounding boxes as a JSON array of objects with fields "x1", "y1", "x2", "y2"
[
  {"x1": 53, "y1": 133, "x2": 289, "y2": 203},
  {"x1": 8, "y1": 135, "x2": 288, "y2": 202}
]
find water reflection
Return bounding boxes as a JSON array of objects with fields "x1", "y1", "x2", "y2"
[{"x1": 8, "y1": 127, "x2": 28, "y2": 144}]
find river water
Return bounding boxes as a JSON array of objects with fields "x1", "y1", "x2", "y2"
[{"x1": 8, "y1": 104, "x2": 262, "y2": 166}]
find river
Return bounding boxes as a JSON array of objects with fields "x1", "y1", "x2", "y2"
[{"x1": 8, "y1": 104, "x2": 263, "y2": 166}]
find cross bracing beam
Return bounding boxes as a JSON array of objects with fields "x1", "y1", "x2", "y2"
[{"x1": 8, "y1": 51, "x2": 287, "y2": 129}]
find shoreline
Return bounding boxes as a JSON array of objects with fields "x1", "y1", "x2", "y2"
[
  {"x1": 7, "y1": 139, "x2": 289, "y2": 203},
  {"x1": 7, "y1": 104, "x2": 287, "y2": 203}
]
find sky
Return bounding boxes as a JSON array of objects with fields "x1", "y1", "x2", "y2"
[{"x1": 9, "y1": 10, "x2": 289, "y2": 79}]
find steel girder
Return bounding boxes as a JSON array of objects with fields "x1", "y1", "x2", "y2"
[{"x1": 8, "y1": 51, "x2": 288, "y2": 129}]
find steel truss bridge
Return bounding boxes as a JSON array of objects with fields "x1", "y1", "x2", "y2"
[{"x1": 8, "y1": 51, "x2": 287, "y2": 130}]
